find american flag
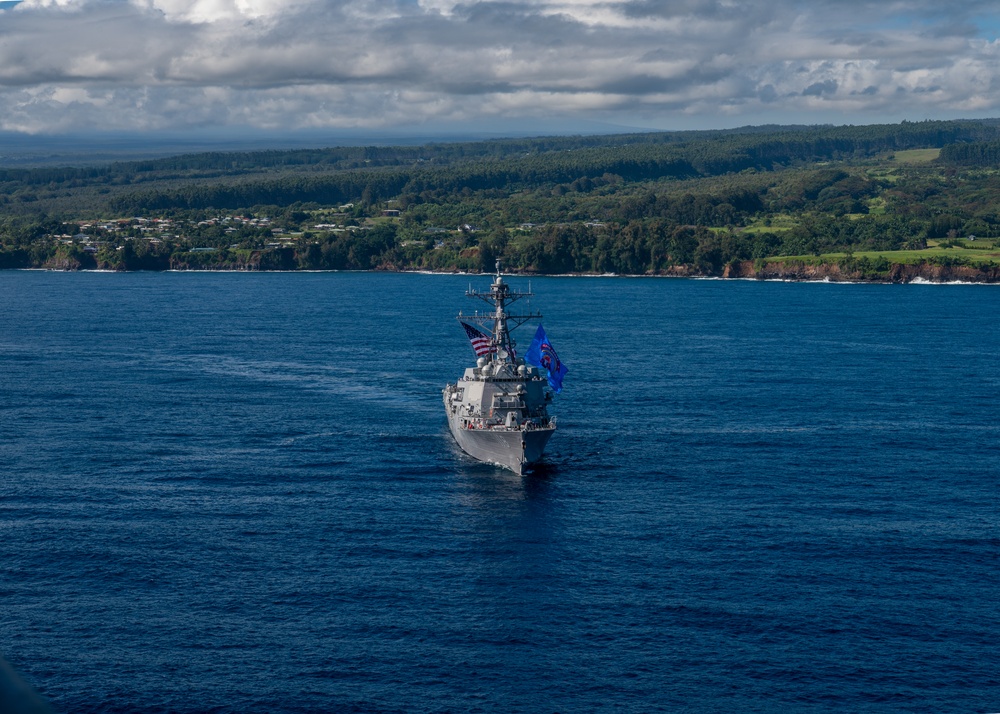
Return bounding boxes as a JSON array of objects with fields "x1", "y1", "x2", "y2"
[{"x1": 461, "y1": 322, "x2": 495, "y2": 357}]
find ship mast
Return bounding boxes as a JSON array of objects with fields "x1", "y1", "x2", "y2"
[{"x1": 459, "y1": 260, "x2": 542, "y2": 363}]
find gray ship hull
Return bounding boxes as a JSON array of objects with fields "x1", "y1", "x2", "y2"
[{"x1": 445, "y1": 403, "x2": 554, "y2": 475}]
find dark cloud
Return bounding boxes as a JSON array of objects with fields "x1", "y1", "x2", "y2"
[
  {"x1": 803, "y1": 80, "x2": 838, "y2": 97},
  {"x1": 598, "y1": 66, "x2": 732, "y2": 96}
]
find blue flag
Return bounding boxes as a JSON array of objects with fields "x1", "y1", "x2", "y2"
[{"x1": 525, "y1": 325, "x2": 567, "y2": 392}]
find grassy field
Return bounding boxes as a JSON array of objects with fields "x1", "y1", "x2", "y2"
[
  {"x1": 866, "y1": 196, "x2": 887, "y2": 215},
  {"x1": 773, "y1": 241, "x2": 1000, "y2": 266},
  {"x1": 891, "y1": 148, "x2": 942, "y2": 164},
  {"x1": 742, "y1": 213, "x2": 798, "y2": 233}
]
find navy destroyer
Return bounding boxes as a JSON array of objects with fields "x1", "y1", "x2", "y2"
[{"x1": 443, "y1": 262, "x2": 565, "y2": 474}]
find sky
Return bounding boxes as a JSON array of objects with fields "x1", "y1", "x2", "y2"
[{"x1": 0, "y1": 0, "x2": 998, "y2": 137}]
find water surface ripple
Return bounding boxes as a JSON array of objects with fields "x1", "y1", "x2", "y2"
[{"x1": 1, "y1": 272, "x2": 998, "y2": 712}]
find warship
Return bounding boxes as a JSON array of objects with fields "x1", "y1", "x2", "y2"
[{"x1": 443, "y1": 262, "x2": 564, "y2": 474}]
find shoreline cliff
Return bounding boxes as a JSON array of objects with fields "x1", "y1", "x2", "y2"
[{"x1": 720, "y1": 259, "x2": 1000, "y2": 283}]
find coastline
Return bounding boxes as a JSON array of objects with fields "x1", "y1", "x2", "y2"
[{"x1": 8, "y1": 259, "x2": 1000, "y2": 284}]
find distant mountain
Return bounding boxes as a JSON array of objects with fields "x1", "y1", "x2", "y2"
[{"x1": 0, "y1": 120, "x2": 659, "y2": 167}]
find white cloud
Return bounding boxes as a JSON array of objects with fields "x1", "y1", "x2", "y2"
[{"x1": 0, "y1": 0, "x2": 998, "y2": 133}]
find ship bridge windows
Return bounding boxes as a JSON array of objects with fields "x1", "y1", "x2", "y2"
[{"x1": 491, "y1": 394, "x2": 526, "y2": 411}]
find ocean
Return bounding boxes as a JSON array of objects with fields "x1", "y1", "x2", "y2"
[{"x1": 2, "y1": 271, "x2": 999, "y2": 712}]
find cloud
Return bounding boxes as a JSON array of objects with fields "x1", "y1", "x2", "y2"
[
  {"x1": 0, "y1": 0, "x2": 998, "y2": 133},
  {"x1": 802, "y1": 80, "x2": 838, "y2": 97}
]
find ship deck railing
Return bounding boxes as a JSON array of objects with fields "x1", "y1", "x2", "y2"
[{"x1": 463, "y1": 418, "x2": 555, "y2": 431}]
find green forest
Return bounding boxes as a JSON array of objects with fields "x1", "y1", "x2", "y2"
[{"x1": 5, "y1": 118, "x2": 1000, "y2": 280}]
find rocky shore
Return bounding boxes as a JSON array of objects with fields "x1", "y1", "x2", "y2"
[{"x1": 721, "y1": 259, "x2": 1000, "y2": 283}]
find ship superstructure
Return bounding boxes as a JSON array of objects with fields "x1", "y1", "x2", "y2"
[{"x1": 443, "y1": 263, "x2": 558, "y2": 474}]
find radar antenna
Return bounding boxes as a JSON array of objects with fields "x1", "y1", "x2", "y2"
[{"x1": 458, "y1": 262, "x2": 541, "y2": 362}]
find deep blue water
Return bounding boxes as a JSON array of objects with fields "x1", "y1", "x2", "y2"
[{"x1": 2, "y1": 271, "x2": 999, "y2": 713}]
